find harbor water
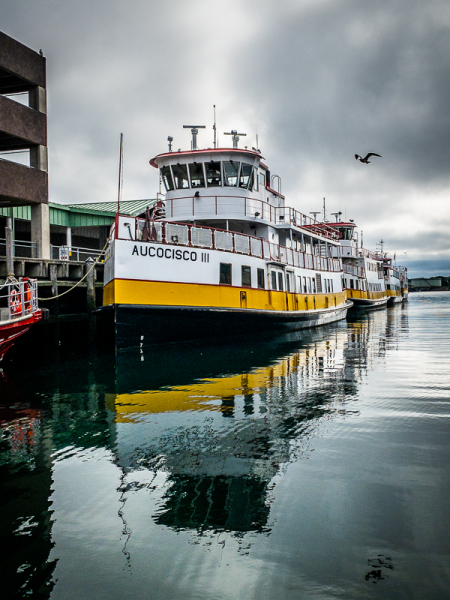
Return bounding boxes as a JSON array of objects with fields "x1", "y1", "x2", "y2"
[{"x1": 1, "y1": 292, "x2": 450, "y2": 599}]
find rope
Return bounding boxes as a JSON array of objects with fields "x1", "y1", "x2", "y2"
[{"x1": 38, "y1": 238, "x2": 110, "y2": 301}]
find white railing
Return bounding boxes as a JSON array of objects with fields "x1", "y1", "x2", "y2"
[
  {"x1": 343, "y1": 264, "x2": 366, "y2": 278},
  {"x1": 0, "y1": 278, "x2": 39, "y2": 322},
  {"x1": 160, "y1": 195, "x2": 340, "y2": 241},
  {"x1": 50, "y1": 245, "x2": 102, "y2": 262},
  {"x1": 127, "y1": 219, "x2": 343, "y2": 273},
  {"x1": 0, "y1": 238, "x2": 38, "y2": 259}
]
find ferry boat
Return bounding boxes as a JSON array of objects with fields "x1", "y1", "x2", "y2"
[
  {"x1": 321, "y1": 220, "x2": 389, "y2": 309},
  {"x1": 384, "y1": 258, "x2": 404, "y2": 304},
  {"x1": 398, "y1": 266, "x2": 409, "y2": 301},
  {"x1": 0, "y1": 278, "x2": 42, "y2": 360},
  {"x1": 100, "y1": 126, "x2": 352, "y2": 348}
]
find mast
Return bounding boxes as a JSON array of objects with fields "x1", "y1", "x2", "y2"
[{"x1": 117, "y1": 133, "x2": 123, "y2": 214}]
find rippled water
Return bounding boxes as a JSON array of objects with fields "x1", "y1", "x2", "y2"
[{"x1": 1, "y1": 292, "x2": 450, "y2": 599}]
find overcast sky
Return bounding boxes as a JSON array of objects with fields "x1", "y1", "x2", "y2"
[{"x1": 2, "y1": 0, "x2": 450, "y2": 276}]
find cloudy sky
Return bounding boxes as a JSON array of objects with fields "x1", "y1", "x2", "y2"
[{"x1": 2, "y1": 0, "x2": 450, "y2": 276}]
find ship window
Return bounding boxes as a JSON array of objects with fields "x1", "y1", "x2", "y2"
[
  {"x1": 220, "y1": 263, "x2": 232, "y2": 285},
  {"x1": 242, "y1": 265, "x2": 251, "y2": 287},
  {"x1": 239, "y1": 163, "x2": 253, "y2": 189},
  {"x1": 271, "y1": 270, "x2": 277, "y2": 290},
  {"x1": 172, "y1": 164, "x2": 189, "y2": 189},
  {"x1": 350, "y1": 279, "x2": 354, "y2": 289},
  {"x1": 257, "y1": 268, "x2": 265, "y2": 289},
  {"x1": 312, "y1": 278, "x2": 316, "y2": 294},
  {"x1": 307, "y1": 277, "x2": 311, "y2": 293},
  {"x1": 254, "y1": 170, "x2": 259, "y2": 192},
  {"x1": 259, "y1": 172, "x2": 265, "y2": 186},
  {"x1": 189, "y1": 163, "x2": 205, "y2": 188},
  {"x1": 303, "y1": 277, "x2": 307, "y2": 293},
  {"x1": 160, "y1": 166, "x2": 174, "y2": 191},
  {"x1": 223, "y1": 161, "x2": 239, "y2": 186},
  {"x1": 206, "y1": 161, "x2": 221, "y2": 187},
  {"x1": 330, "y1": 279, "x2": 333, "y2": 292},
  {"x1": 286, "y1": 273, "x2": 290, "y2": 292},
  {"x1": 278, "y1": 272, "x2": 284, "y2": 291}
]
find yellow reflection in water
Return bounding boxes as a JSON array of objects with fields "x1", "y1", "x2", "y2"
[{"x1": 106, "y1": 337, "x2": 343, "y2": 422}]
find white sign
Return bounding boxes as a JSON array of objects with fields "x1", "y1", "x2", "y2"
[{"x1": 59, "y1": 246, "x2": 69, "y2": 261}]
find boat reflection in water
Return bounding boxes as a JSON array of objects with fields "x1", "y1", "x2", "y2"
[
  {"x1": 106, "y1": 308, "x2": 400, "y2": 538},
  {"x1": 1, "y1": 304, "x2": 410, "y2": 598}
]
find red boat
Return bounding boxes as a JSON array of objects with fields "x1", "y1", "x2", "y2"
[{"x1": 0, "y1": 278, "x2": 42, "y2": 361}]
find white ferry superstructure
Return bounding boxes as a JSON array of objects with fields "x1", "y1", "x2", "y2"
[
  {"x1": 100, "y1": 129, "x2": 352, "y2": 347},
  {"x1": 325, "y1": 220, "x2": 389, "y2": 308}
]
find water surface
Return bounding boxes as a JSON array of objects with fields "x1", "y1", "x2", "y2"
[{"x1": 1, "y1": 293, "x2": 450, "y2": 599}]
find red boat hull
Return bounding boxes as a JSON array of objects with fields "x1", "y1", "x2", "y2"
[{"x1": 0, "y1": 310, "x2": 42, "y2": 361}]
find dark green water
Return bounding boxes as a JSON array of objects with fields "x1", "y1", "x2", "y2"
[{"x1": 1, "y1": 292, "x2": 449, "y2": 599}]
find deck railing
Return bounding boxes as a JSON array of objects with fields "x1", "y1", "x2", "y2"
[
  {"x1": 160, "y1": 195, "x2": 340, "y2": 241},
  {"x1": 124, "y1": 219, "x2": 343, "y2": 273},
  {"x1": 342, "y1": 264, "x2": 366, "y2": 278},
  {"x1": 0, "y1": 278, "x2": 39, "y2": 322}
]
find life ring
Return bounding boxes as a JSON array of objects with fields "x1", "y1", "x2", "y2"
[{"x1": 10, "y1": 289, "x2": 22, "y2": 316}]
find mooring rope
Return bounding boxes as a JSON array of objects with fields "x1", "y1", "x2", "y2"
[{"x1": 38, "y1": 237, "x2": 110, "y2": 301}]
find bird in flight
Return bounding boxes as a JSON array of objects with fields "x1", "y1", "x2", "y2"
[{"x1": 355, "y1": 152, "x2": 382, "y2": 164}]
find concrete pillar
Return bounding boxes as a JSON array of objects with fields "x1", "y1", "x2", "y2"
[
  {"x1": 31, "y1": 203, "x2": 50, "y2": 259},
  {"x1": 29, "y1": 86, "x2": 47, "y2": 114},
  {"x1": 5, "y1": 226, "x2": 14, "y2": 277},
  {"x1": 86, "y1": 258, "x2": 96, "y2": 313},
  {"x1": 30, "y1": 145, "x2": 48, "y2": 172},
  {"x1": 66, "y1": 226, "x2": 72, "y2": 254}
]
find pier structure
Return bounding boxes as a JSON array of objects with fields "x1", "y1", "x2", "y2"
[{"x1": 0, "y1": 31, "x2": 49, "y2": 259}]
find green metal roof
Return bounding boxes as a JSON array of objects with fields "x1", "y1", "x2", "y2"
[
  {"x1": 0, "y1": 199, "x2": 156, "y2": 228},
  {"x1": 65, "y1": 199, "x2": 156, "y2": 217}
]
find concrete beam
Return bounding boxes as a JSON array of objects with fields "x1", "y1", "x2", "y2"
[
  {"x1": 0, "y1": 32, "x2": 46, "y2": 90},
  {"x1": 0, "y1": 94, "x2": 47, "y2": 149},
  {"x1": 0, "y1": 159, "x2": 48, "y2": 205},
  {"x1": 31, "y1": 203, "x2": 50, "y2": 259}
]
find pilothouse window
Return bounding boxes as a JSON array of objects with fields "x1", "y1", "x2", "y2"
[
  {"x1": 239, "y1": 163, "x2": 253, "y2": 189},
  {"x1": 161, "y1": 166, "x2": 174, "y2": 191},
  {"x1": 189, "y1": 163, "x2": 205, "y2": 188},
  {"x1": 172, "y1": 164, "x2": 189, "y2": 189},
  {"x1": 206, "y1": 161, "x2": 221, "y2": 187},
  {"x1": 223, "y1": 161, "x2": 239, "y2": 186}
]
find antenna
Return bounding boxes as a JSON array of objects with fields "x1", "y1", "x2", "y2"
[
  {"x1": 213, "y1": 105, "x2": 217, "y2": 149},
  {"x1": 322, "y1": 197, "x2": 327, "y2": 222},
  {"x1": 331, "y1": 211, "x2": 342, "y2": 222},
  {"x1": 117, "y1": 133, "x2": 123, "y2": 214},
  {"x1": 183, "y1": 125, "x2": 206, "y2": 150},
  {"x1": 224, "y1": 129, "x2": 246, "y2": 148},
  {"x1": 167, "y1": 136, "x2": 173, "y2": 152},
  {"x1": 310, "y1": 211, "x2": 321, "y2": 221},
  {"x1": 377, "y1": 239, "x2": 385, "y2": 254}
]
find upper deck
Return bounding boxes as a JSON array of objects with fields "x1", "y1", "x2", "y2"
[{"x1": 150, "y1": 147, "x2": 339, "y2": 243}]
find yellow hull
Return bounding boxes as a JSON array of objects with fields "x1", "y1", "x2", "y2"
[{"x1": 103, "y1": 278, "x2": 347, "y2": 313}]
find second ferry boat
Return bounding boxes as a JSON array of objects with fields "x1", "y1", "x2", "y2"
[
  {"x1": 100, "y1": 126, "x2": 352, "y2": 347},
  {"x1": 320, "y1": 218, "x2": 408, "y2": 308}
]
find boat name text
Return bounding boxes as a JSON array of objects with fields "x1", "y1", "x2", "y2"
[{"x1": 132, "y1": 245, "x2": 199, "y2": 262}]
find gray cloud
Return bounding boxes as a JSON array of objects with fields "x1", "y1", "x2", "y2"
[{"x1": 2, "y1": 0, "x2": 449, "y2": 274}]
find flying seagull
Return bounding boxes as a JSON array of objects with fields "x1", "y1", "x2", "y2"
[{"x1": 355, "y1": 152, "x2": 382, "y2": 164}]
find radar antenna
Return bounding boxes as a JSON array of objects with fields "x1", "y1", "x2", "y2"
[
  {"x1": 183, "y1": 125, "x2": 206, "y2": 150},
  {"x1": 331, "y1": 211, "x2": 342, "y2": 222},
  {"x1": 310, "y1": 211, "x2": 321, "y2": 221},
  {"x1": 224, "y1": 129, "x2": 246, "y2": 149}
]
